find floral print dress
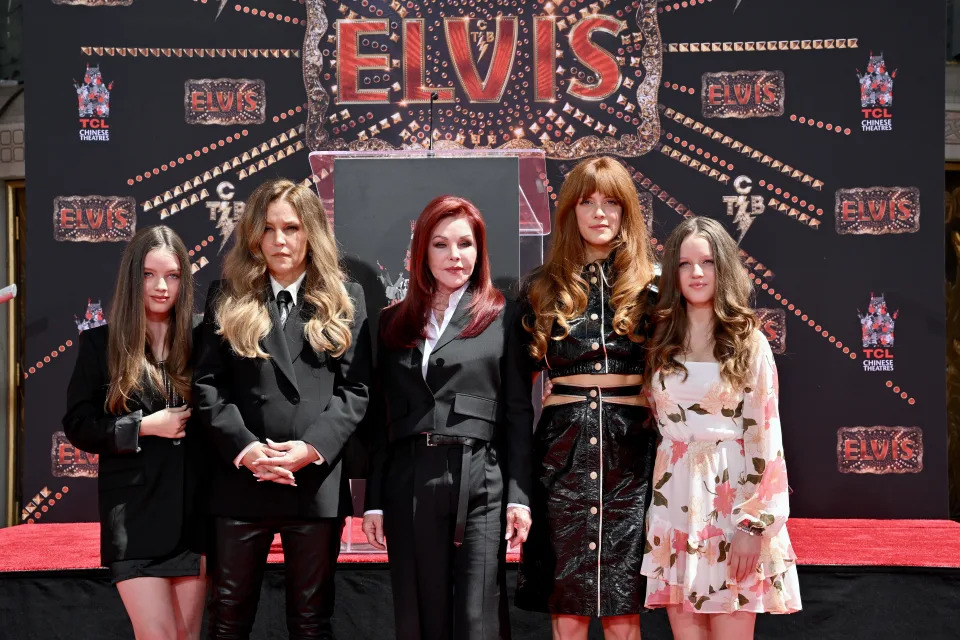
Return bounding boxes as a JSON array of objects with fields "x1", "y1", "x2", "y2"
[{"x1": 641, "y1": 332, "x2": 801, "y2": 614}]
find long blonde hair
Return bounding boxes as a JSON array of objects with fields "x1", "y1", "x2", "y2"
[
  {"x1": 524, "y1": 156, "x2": 655, "y2": 359},
  {"x1": 646, "y1": 217, "x2": 758, "y2": 389},
  {"x1": 107, "y1": 226, "x2": 194, "y2": 413},
  {"x1": 216, "y1": 178, "x2": 354, "y2": 359}
]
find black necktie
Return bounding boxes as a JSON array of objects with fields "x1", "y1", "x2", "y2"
[{"x1": 277, "y1": 290, "x2": 293, "y2": 327}]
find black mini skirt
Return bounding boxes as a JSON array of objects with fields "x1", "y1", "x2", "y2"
[{"x1": 110, "y1": 546, "x2": 202, "y2": 584}]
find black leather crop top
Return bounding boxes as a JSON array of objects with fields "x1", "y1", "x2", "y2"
[{"x1": 525, "y1": 253, "x2": 660, "y2": 379}]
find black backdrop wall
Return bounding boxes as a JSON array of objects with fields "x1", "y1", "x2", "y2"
[{"x1": 20, "y1": 0, "x2": 945, "y2": 524}]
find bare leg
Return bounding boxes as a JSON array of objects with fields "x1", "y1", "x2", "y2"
[
  {"x1": 709, "y1": 611, "x2": 756, "y2": 640},
  {"x1": 666, "y1": 605, "x2": 710, "y2": 640},
  {"x1": 116, "y1": 577, "x2": 180, "y2": 640},
  {"x1": 170, "y1": 556, "x2": 208, "y2": 640},
  {"x1": 600, "y1": 614, "x2": 641, "y2": 640},
  {"x1": 552, "y1": 614, "x2": 591, "y2": 640}
]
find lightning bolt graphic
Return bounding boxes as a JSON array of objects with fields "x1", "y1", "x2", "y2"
[{"x1": 477, "y1": 40, "x2": 489, "y2": 63}]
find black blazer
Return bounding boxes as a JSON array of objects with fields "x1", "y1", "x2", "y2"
[
  {"x1": 193, "y1": 279, "x2": 371, "y2": 519},
  {"x1": 62, "y1": 325, "x2": 204, "y2": 565},
  {"x1": 365, "y1": 290, "x2": 533, "y2": 511}
]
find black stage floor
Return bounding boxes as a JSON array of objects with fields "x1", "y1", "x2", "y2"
[{"x1": 1, "y1": 564, "x2": 958, "y2": 639}]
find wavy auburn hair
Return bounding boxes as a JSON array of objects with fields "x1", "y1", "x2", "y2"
[
  {"x1": 107, "y1": 225, "x2": 194, "y2": 413},
  {"x1": 381, "y1": 195, "x2": 504, "y2": 350},
  {"x1": 524, "y1": 156, "x2": 655, "y2": 360},
  {"x1": 646, "y1": 217, "x2": 758, "y2": 389},
  {"x1": 216, "y1": 178, "x2": 354, "y2": 359}
]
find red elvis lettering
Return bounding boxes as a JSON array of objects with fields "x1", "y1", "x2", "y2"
[
  {"x1": 705, "y1": 83, "x2": 778, "y2": 106},
  {"x1": 842, "y1": 437, "x2": 916, "y2": 462},
  {"x1": 840, "y1": 198, "x2": 914, "y2": 222},
  {"x1": 337, "y1": 15, "x2": 626, "y2": 104},
  {"x1": 190, "y1": 90, "x2": 259, "y2": 113},
  {"x1": 58, "y1": 207, "x2": 130, "y2": 230},
  {"x1": 56, "y1": 442, "x2": 99, "y2": 466}
]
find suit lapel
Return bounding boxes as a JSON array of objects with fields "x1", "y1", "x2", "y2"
[
  {"x1": 431, "y1": 289, "x2": 473, "y2": 355},
  {"x1": 264, "y1": 292, "x2": 299, "y2": 393}
]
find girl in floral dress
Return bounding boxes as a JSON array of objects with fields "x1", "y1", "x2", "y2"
[{"x1": 641, "y1": 217, "x2": 801, "y2": 639}]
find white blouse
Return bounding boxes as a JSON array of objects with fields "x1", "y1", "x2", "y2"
[{"x1": 420, "y1": 282, "x2": 469, "y2": 379}]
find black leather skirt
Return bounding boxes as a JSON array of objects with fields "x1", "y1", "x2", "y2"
[{"x1": 516, "y1": 387, "x2": 657, "y2": 617}]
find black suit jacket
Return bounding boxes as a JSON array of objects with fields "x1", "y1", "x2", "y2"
[
  {"x1": 193, "y1": 279, "x2": 371, "y2": 519},
  {"x1": 62, "y1": 325, "x2": 204, "y2": 565},
  {"x1": 365, "y1": 290, "x2": 533, "y2": 511}
]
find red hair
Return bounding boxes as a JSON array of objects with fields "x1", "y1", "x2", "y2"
[{"x1": 381, "y1": 195, "x2": 505, "y2": 350}]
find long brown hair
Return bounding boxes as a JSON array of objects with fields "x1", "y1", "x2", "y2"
[
  {"x1": 524, "y1": 156, "x2": 655, "y2": 359},
  {"x1": 381, "y1": 195, "x2": 504, "y2": 349},
  {"x1": 646, "y1": 217, "x2": 758, "y2": 389},
  {"x1": 107, "y1": 225, "x2": 194, "y2": 413},
  {"x1": 216, "y1": 178, "x2": 354, "y2": 359}
]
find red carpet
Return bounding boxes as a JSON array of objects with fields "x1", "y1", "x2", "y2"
[{"x1": 1, "y1": 517, "x2": 958, "y2": 573}]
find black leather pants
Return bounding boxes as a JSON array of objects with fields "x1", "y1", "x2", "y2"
[{"x1": 207, "y1": 516, "x2": 344, "y2": 639}]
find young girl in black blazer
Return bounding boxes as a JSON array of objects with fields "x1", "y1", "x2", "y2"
[{"x1": 63, "y1": 225, "x2": 206, "y2": 640}]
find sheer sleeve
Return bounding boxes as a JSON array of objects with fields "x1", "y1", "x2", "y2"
[{"x1": 732, "y1": 331, "x2": 790, "y2": 537}]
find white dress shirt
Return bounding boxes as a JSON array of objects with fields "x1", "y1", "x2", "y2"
[
  {"x1": 421, "y1": 283, "x2": 469, "y2": 379},
  {"x1": 365, "y1": 283, "x2": 528, "y2": 516},
  {"x1": 233, "y1": 271, "x2": 323, "y2": 469}
]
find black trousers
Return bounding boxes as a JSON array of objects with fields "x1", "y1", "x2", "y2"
[
  {"x1": 207, "y1": 516, "x2": 344, "y2": 640},
  {"x1": 382, "y1": 439, "x2": 511, "y2": 640}
]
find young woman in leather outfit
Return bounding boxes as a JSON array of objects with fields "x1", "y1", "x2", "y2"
[{"x1": 513, "y1": 156, "x2": 659, "y2": 640}]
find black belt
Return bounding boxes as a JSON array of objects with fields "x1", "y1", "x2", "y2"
[
  {"x1": 551, "y1": 384, "x2": 643, "y2": 398},
  {"x1": 416, "y1": 432, "x2": 481, "y2": 547}
]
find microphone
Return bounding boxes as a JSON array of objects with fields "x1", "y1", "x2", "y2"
[{"x1": 429, "y1": 91, "x2": 439, "y2": 153}]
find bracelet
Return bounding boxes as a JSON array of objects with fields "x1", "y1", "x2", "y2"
[{"x1": 736, "y1": 519, "x2": 764, "y2": 536}]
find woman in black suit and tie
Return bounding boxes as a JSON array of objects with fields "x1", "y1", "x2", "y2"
[
  {"x1": 193, "y1": 178, "x2": 371, "y2": 639},
  {"x1": 63, "y1": 225, "x2": 206, "y2": 640},
  {"x1": 361, "y1": 195, "x2": 533, "y2": 640}
]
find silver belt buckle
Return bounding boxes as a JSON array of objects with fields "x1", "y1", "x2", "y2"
[{"x1": 423, "y1": 432, "x2": 438, "y2": 447}]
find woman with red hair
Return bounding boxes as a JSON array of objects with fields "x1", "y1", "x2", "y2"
[{"x1": 361, "y1": 195, "x2": 533, "y2": 639}]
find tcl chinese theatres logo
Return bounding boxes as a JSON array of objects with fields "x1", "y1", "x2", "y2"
[
  {"x1": 74, "y1": 64, "x2": 114, "y2": 142},
  {"x1": 858, "y1": 52, "x2": 896, "y2": 132},
  {"x1": 858, "y1": 293, "x2": 897, "y2": 372}
]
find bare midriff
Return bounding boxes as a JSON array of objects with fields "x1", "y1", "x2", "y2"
[{"x1": 543, "y1": 372, "x2": 648, "y2": 407}]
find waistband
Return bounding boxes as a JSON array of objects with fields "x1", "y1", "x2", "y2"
[
  {"x1": 400, "y1": 431, "x2": 485, "y2": 548},
  {"x1": 551, "y1": 384, "x2": 643, "y2": 398},
  {"x1": 547, "y1": 362, "x2": 644, "y2": 378},
  {"x1": 660, "y1": 436, "x2": 741, "y2": 445},
  {"x1": 417, "y1": 432, "x2": 482, "y2": 447}
]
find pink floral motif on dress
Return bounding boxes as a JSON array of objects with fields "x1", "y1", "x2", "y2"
[
  {"x1": 697, "y1": 523, "x2": 725, "y2": 540},
  {"x1": 670, "y1": 439, "x2": 688, "y2": 464},
  {"x1": 757, "y1": 456, "x2": 788, "y2": 503},
  {"x1": 713, "y1": 481, "x2": 735, "y2": 517},
  {"x1": 671, "y1": 529, "x2": 689, "y2": 555},
  {"x1": 698, "y1": 380, "x2": 739, "y2": 415},
  {"x1": 648, "y1": 533, "x2": 672, "y2": 570},
  {"x1": 650, "y1": 380, "x2": 677, "y2": 417}
]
